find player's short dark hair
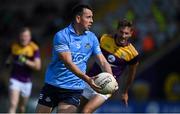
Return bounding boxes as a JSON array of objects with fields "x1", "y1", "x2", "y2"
[
  {"x1": 72, "y1": 4, "x2": 93, "y2": 19},
  {"x1": 117, "y1": 19, "x2": 133, "y2": 29},
  {"x1": 18, "y1": 27, "x2": 31, "y2": 34}
]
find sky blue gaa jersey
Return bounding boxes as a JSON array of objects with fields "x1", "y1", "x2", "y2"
[{"x1": 45, "y1": 24, "x2": 102, "y2": 90}]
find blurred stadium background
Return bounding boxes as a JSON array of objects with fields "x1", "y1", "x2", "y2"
[{"x1": 0, "y1": 0, "x2": 179, "y2": 113}]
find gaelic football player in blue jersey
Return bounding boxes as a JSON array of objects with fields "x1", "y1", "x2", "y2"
[
  {"x1": 7, "y1": 27, "x2": 41, "y2": 113},
  {"x1": 36, "y1": 4, "x2": 112, "y2": 113},
  {"x1": 80, "y1": 19, "x2": 139, "y2": 113}
]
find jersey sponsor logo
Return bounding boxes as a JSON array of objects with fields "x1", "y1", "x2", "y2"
[
  {"x1": 74, "y1": 54, "x2": 84, "y2": 62},
  {"x1": 108, "y1": 55, "x2": 116, "y2": 63},
  {"x1": 72, "y1": 53, "x2": 87, "y2": 64}
]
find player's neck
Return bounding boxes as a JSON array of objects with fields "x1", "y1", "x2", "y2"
[{"x1": 72, "y1": 23, "x2": 85, "y2": 35}]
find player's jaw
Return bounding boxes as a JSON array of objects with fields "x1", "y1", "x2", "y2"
[
  {"x1": 114, "y1": 33, "x2": 129, "y2": 46},
  {"x1": 116, "y1": 37, "x2": 127, "y2": 46},
  {"x1": 85, "y1": 23, "x2": 92, "y2": 30},
  {"x1": 19, "y1": 31, "x2": 31, "y2": 46},
  {"x1": 115, "y1": 27, "x2": 132, "y2": 46}
]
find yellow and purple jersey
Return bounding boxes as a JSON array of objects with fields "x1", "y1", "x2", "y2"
[
  {"x1": 88, "y1": 34, "x2": 139, "y2": 78},
  {"x1": 10, "y1": 41, "x2": 40, "y2": 82}
]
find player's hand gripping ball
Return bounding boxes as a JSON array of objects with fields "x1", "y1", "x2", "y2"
[{"x1": 94, "y1": 72, "x2": 118, "y2": 94}]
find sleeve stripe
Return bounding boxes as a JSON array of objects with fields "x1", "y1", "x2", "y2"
[{"x1": 54, "y1": 45, "x2": 69, "y2": 51}]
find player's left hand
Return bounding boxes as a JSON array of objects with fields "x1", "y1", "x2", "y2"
[
  {"x1": 87, "y1": 76, "x2": 102, "y2": 93},
  {"x1": 121, "y1": 92, "x2": 128, "y2": 107}
]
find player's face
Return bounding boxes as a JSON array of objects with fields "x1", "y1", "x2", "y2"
[
  {"x1": 116, "y1": 27, "x2": 133, "y2": 44},
  {"x1": 19, "y1": 30, "x2": 31, "y2": 46},
  {"x1": 79, "y1": 8, "x2": 93, "y2": 30}
]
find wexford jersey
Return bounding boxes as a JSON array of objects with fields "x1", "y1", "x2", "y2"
[
  {"x1": 88, "y1": 34, "x2": 139, "y2": 79},
  {"x1": 45, "y1": 24, "x2": 102, "y2": 90},
  {"x1": 11, "y1": 41, "x2": 40, "y2": 82}
]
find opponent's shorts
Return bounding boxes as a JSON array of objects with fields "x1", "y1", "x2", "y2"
[
  {"x1": 82, "y1": 82, "x2": 111, "y2": 100},
  {"x1": 9, "y1": 78, "x2": 32, "y2": 97},
  {"x1": 37, "y1": 83, "x2": 83, "y2": 108}
]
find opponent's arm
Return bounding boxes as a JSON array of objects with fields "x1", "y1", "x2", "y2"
[
  {"x1": 124, "y1": 62, "x2": 139, "y2": 93},
  {"x1": 94, "y1": 53, "x2": 113, "y2": 75},
  {"x1": 121, "y1": 62, "x2": 139, "y2": 106}
]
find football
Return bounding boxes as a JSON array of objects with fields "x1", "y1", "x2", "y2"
[{"x1": 94, "y1": 72, "x2": 118, "y2": 94}]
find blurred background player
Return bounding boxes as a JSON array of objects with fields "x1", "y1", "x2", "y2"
[
  {"x1": 35, "y1": 4, "x2": 112, "y2": 113},
  {"x1": 79, "y1": 19, "x2": 139, "y2": 113},
  {"x1": 6, "y1": 27, "x2": 41, "y2": 113}
]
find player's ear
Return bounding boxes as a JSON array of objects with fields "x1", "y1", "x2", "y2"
[
  {"x1": 130, "y1": 28, "x2": 134, "y2": 36},
  {"x1": 128, "y1": 29, "x2": 133, "y2": 37},
  {"x1": 75, "y1": 15, "x2": 81, "y2": 23}
]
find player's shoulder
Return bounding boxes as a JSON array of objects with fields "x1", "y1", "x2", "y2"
[
  {"x1": 128, "y1": 43, "x2": 139, "y2": 55},
  {"x1": 11, "y1": 41, "x2": 19, "y2": 49},
  {"x1": 129, "y1": 43, "x2": 137, "y2": 50},
  {"x1": 29, "y1": 41, "x2": 39, "y2": 50},
  {"x1": 54, "y1": 27, "x2": 69, "y2": 39},
  {"x1": 100, "y1": 34, "x2": 113, "y2": 42},
  {"x1": 86, "y1": 30, "x2": 97, "y2": 37},
  {"x1": 101, "y1": 34, "x2": 113, "y2": 39},
  {"x1": 101, "y1": 33, "x2": 110, "y2": 37},
  {"x1": 53, "y1": 29, "x2": 70, "y2": 44},
  {"x1": 55, "y1": 28, "x2": 65, "y2": 36}
]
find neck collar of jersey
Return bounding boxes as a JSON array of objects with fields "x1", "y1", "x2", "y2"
[{"x1": 68, "y1": 23, "x2": 88, "y2": 35}]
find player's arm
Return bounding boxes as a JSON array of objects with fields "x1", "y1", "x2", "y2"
[
  {"x1": 20, "y1": 48, "x2": 41, "y2": 71},
  {"x1": 58, "y1": 52, "x2": 101, "y2": 92},
  {"x1": 124, "y1": 44, "x2": 139, "y2": 93},
  {"x1": 124, "y1": 61, "x2": 139, "y2": 93},
  {"x1": 24, "y1": 57, "x2": 41, "y2": 71},
  {"x1": 59, "y1": 52, "x2": 90, "y2": 81},
  {"x1": 121, "y1": 60, "x2": 139, "y2": 106},
  {"x1": 94, "y1": 53, "x2": 113, "y2": 75}
]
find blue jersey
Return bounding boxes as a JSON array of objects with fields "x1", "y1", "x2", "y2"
[{"x1": 45, "y1": 24, "x2": 102, "y2": 90}]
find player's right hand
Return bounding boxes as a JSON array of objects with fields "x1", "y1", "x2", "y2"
[{"x1": 121, "y1": 92, "x2": 128, "y2": 107}]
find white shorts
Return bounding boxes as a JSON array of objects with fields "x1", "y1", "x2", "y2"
[
  {"x1": 82, "y1": 82, "x2": 111, "y2": 100},
  {"x1": 9, "y1": 78, "x2": 32, "y2": 97}
]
